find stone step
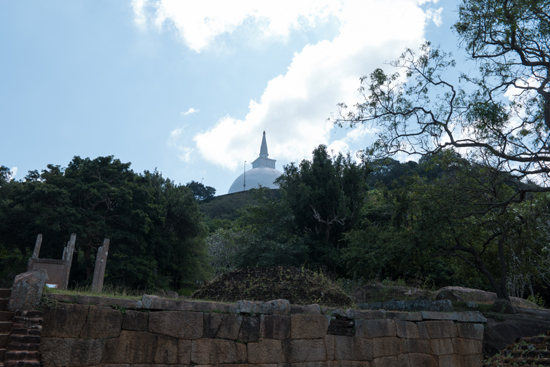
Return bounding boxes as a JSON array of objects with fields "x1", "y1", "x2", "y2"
[
  {"x1": 0, "y1": 323, "x2": 12, "y2": 334},
  {"x1": 0, "y1": 335, "x2": 7, "y2": 349},
  {"x1": 5, "y1": 351, "x2": 40, "y2": 361},
  {"x1": 0, "y1": 313, "x2": 13, "y2": 323},
  {"x1": 4, "y1": 360, "x2": 40, "y2": 367},
  {"x1": 6, "y1": 343, "x2": 39, "y2": 352},
  {"x1": 0, "y1": 349, "x2": 5, "y2": 362},
  {"x1": 0, "y1": 300, "x2": 8, "y2": 312},
  {"x1": 0, "y1": 291, "x2": 10, "y2": 299}
]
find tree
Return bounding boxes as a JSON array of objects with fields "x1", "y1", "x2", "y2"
[
  {"x1": 186, "y1": 180, "x2": 216, "y2": 202},
  {"x1": 276, "y1": 145, "x2": 368, "y2": 274},
  {"x1": 336, "y1": 0, "x2": 550, "y2": 207}
]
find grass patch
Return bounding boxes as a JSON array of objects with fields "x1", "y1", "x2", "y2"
[{"x1": 43, "y1": 284, "x2": 142, "y2": 300}]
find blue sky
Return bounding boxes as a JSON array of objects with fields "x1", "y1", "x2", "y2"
[{"x1": 1, "y1": 0, "x2": 464, "y2": 194}]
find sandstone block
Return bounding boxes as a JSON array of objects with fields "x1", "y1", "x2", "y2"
[
  {"x1": 385, "y1": 312, "x2": 422, "y2": 321},
  {"x1": 330, "y1": 361, "x2": 371, "y2": 367},
  {"x1": 8, "y1": 270, "x2": 48, "y2": 311},
  {"x1": 325, "y1": 335, "x2": 335, "y2": 360},
  {"x1": 203, "y1": 312, "x2": 223, "y2": 338},
  {"x1": 452, "y1": 338, "x2": 482, "y2": 355},
  {"x1": 40, "y1": 338, "x2": 105, "y2": 367},
  {"x1": 333, "y1": 335, "x2": 372, "y2": 361},
  {"x1": 261, "y1": 315, "x2": 291, "y2": 339},
  {"x1": 416, "y1": 322, "x2": 430, "y2": 339},
  {"x1": 395, "y1": 320, "x2": 419, "y2": 339},
  {"x1": 191, "y1": 338, "x2": 247, "y2": 365},
  {"x1": 424, "y1": 321, "x2": 457, "y2": 339},
  {"x1": 217, "y1": 314, "x2": 242, "y2": 340},
  {"x1": 291, "y1": 304, "x2": 322, "y2": 314},
  {"x1": 430, "y1": 338, "x2": 454, "y2": 356},
  {"x1": 372, "y1": 337, "x2": 400, "y2": 358},
  {"x1": 371, "y1": 356, "x2": 397, "y2": 367},
  {"x1": 148, "y1": 311, "x2": 203, "y2": 339},
  {"x1": 463, "y1": 354, "x2": 482, "y2": 367},
  {"x1": 248, "y1": 339, "x2": 287, "y2": 364},
  {"x1": 291, "y1": 314, "x2": 329, "y2": 339},
  {"x1": 437, "y1": 354, "x2": 464, "y2": 367},
  {"x1": 102, "y1": 330, "x2": 157, "y2": 363},
  {"x1": 178, "y1": 339, "x2": 192, "y2": 364},
  {"x1": 239, "y1": 315, "x2": 260, "y2": 343},
  {"x1": 408, "y1": 353, "x2": 437, "y2": 367},
  {"x1": 154, "y1": 335, "x2": 178, "y2": 364},
  {"x1": 356, "y1": 319, "x2": 396, "y2": 338},
  {"x1": 290, "y1": 339, "x2": 326, "y2": 363},
  {"x1": 401, "y1": 339, "x2": 431, "y2": 354},
  {"x1": 290, "y1": 362, "x2": 330, "y2": 367},
  {"x1": 80, "y1": 306, "x2": 123, "y2": 338},
  {"x1": 237, "y1": 299, "x2": 290, "y2": 315},
  {"x1": 122, "y1": 310, "x2": 149, "y2": 331},
  {"x1": 42, "y1": 304, "x2": 89, "y2": 338},
  {"x1": 455, "y1": 323, "x2": 484, "y2": 340}
]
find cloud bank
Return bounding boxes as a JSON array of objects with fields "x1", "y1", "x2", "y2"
[{"x1": 136, "y1": 0, "x2": 442, "y2": 171}]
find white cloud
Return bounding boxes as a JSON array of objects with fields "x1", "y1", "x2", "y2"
[
  {"x1": 181, "y1": 108, "x2": 199, "y2": 116},
  {"x1": 139, "y1": 0, "x2": 342, "y2": 52},
  {"x1": 10, "y1": 167, "x2": 17, "y2": 179},
  {"x1": 167, "y1": 127, "x2": 194, "y2": 163},
  {"x1": 137, "y1": 0, "x2": 445, "y2": 171}
]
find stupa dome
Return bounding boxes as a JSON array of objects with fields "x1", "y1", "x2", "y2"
[{"x1": 228, "y1": 132, "x2": 283, "y2": 194}]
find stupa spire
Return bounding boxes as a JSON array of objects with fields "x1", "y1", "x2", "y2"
[{"x1": 259, "y1": 131, "x2": 268, "y2": 158}]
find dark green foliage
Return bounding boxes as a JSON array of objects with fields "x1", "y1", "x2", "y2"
[
  {"x1": 186, "y1": 180, "x2": 216, "y2": 202},
  {"x1": 0, "y1": 156, "x2": 210, "y2": 290},
  {"x1": 276, "y1": 145, "x2": 368, "y2": 274}
]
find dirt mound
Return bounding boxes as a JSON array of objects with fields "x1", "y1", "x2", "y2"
[{"x1": 192, "y1": 267, "x2": 353, "y2": 308}]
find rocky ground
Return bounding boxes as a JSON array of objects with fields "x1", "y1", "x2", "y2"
[
  {"x1": 191, "y1": 267, "x2": 353, "y2": 308},
  {"x1": 483, "y1": 331, "x2": 550, "y2": 366}
]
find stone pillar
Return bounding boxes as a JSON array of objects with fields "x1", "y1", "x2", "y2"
[
  {"x1": 32, "y1": 234, "x2": 42, "y2": 259},
  {"x1": 91, "y1": 238, "x2": 110, "y2": 293},
  {"x1": 61, "y1": 233, "x2": 77, "y2": 290}
]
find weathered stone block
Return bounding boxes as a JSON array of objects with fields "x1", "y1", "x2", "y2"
[
  {"x1": 463, "y1": 354, "x2": 482, "y2": 367},
  {"x1": 372, "y1": 337, "x2": 400, "y2": 358},
  {"x1": 455, "y1": 323, "x2": 484, "y2": 340},
  {"x1": 325, "y1": 335, "x2": 335, "y2": 361},
  {"x1": 237, "y1": 299, "x2": 290, "y2": 315},
  {"x1": 437, "y1": 354, "x2": 464, "y2": 367},
  {"x1": 291, "y1": 304, "x2": 322, "y2": 314},
  {"x1": 333, "y1": 336, "x2": 372, "y2": 361},
  {"x1": 408, "y1": 353, "x2": 437, "y2": 367},
  {"x1": 417, "y1": 322, "x2": 430, "y2": 339},
  {"x1": 385, "y1": 312, "x2": 422, "y2": 321},
  {"x1": 203, "y1": 312, "x2": 223, "y2": 338},
  {"x1": 9, "y1": 270, "x2": 48, "y2": 311},
  {"x1": 191, "y1": 338, "x2": 247, "y2": 365},
  {"x1": 239, "y1": 315, "x2": 260, "y2": 343},
  {"x1": 248, "y1": 339, "x2": 287, "y2": 364},
  {"x1": 290, "y1": 339, "x2": 326, "y2": 362},
  {"x1": 102, "y1": 330, "x2": 157, "y2": 363},
  {"x1": 42, "y1": 304, "x2": 89, "y2": 338},
  {"x1": 371, "y1": 356, "x2": 397, "y2": 367},
  {"x1": 217, "y1": 314, "x2": 242, "y2": 340},
  {"x1": 430, "y1": 338, "x2": 454, "y2": 356},
  {"x1": 261, "y1": 315, "x2": 291, "y2": 339},
  {"x1": 80, "y1": 306, "x2": 123, "y2": 338},
  {"x1": 40, "y1": 338, "x2": 105, "y2": 367},
  {"x1": 122, "y1": 310, "x2": 149, "y2": 331},
  {"x1": 356, "y1": 319, "x2": 396, "y2": 338},
  {"x1": 330, "y1": 361, "x2": 371, "y2": 367},
  {"x1": 291, "y1": 314, "x2": 329, "y2": 339},
  {"x1": 345, "y1": 309, "x2": 385, "y2": 320},
  {"x1": 452, "y1": 338, "x2": 482, "y2": 355},
  {"x1": 178, "y1": 339, "x2": 192, "y2": 364},
  {"x1": 395, "y1": 320, "x2": 419, "y2": 339},
  {"x1": 401, "y1": 339, "x2": 431, "y2": 354},
  {"x1": 154, "y1": 335, "x2": 178, "y2": 364},
  {"x1": 424, "y1": 321, "x2": 457, "y2": 339},
  {"x1": 148, "y1": 311, "x2": 203, "y2": 339}
]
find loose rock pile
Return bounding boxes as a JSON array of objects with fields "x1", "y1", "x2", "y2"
[
  {"x1": 192, "y1": 267, "x2": 353, "y2": 307},
  {"x1": 484, "y1": 331, "x2": 550, "y2": 366}
]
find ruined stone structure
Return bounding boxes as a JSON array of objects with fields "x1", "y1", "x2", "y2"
[{"x1": 32, "y1": 294, "x2": 485, "y2": 367}]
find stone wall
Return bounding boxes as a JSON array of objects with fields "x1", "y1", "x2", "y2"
[{"x1": 39, "y1": 295, "x2": 486, "y2": 367}]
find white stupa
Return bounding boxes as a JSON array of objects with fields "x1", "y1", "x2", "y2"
[{"x1": 228, "y1": 132, "x2": 283, "y2": 194}]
